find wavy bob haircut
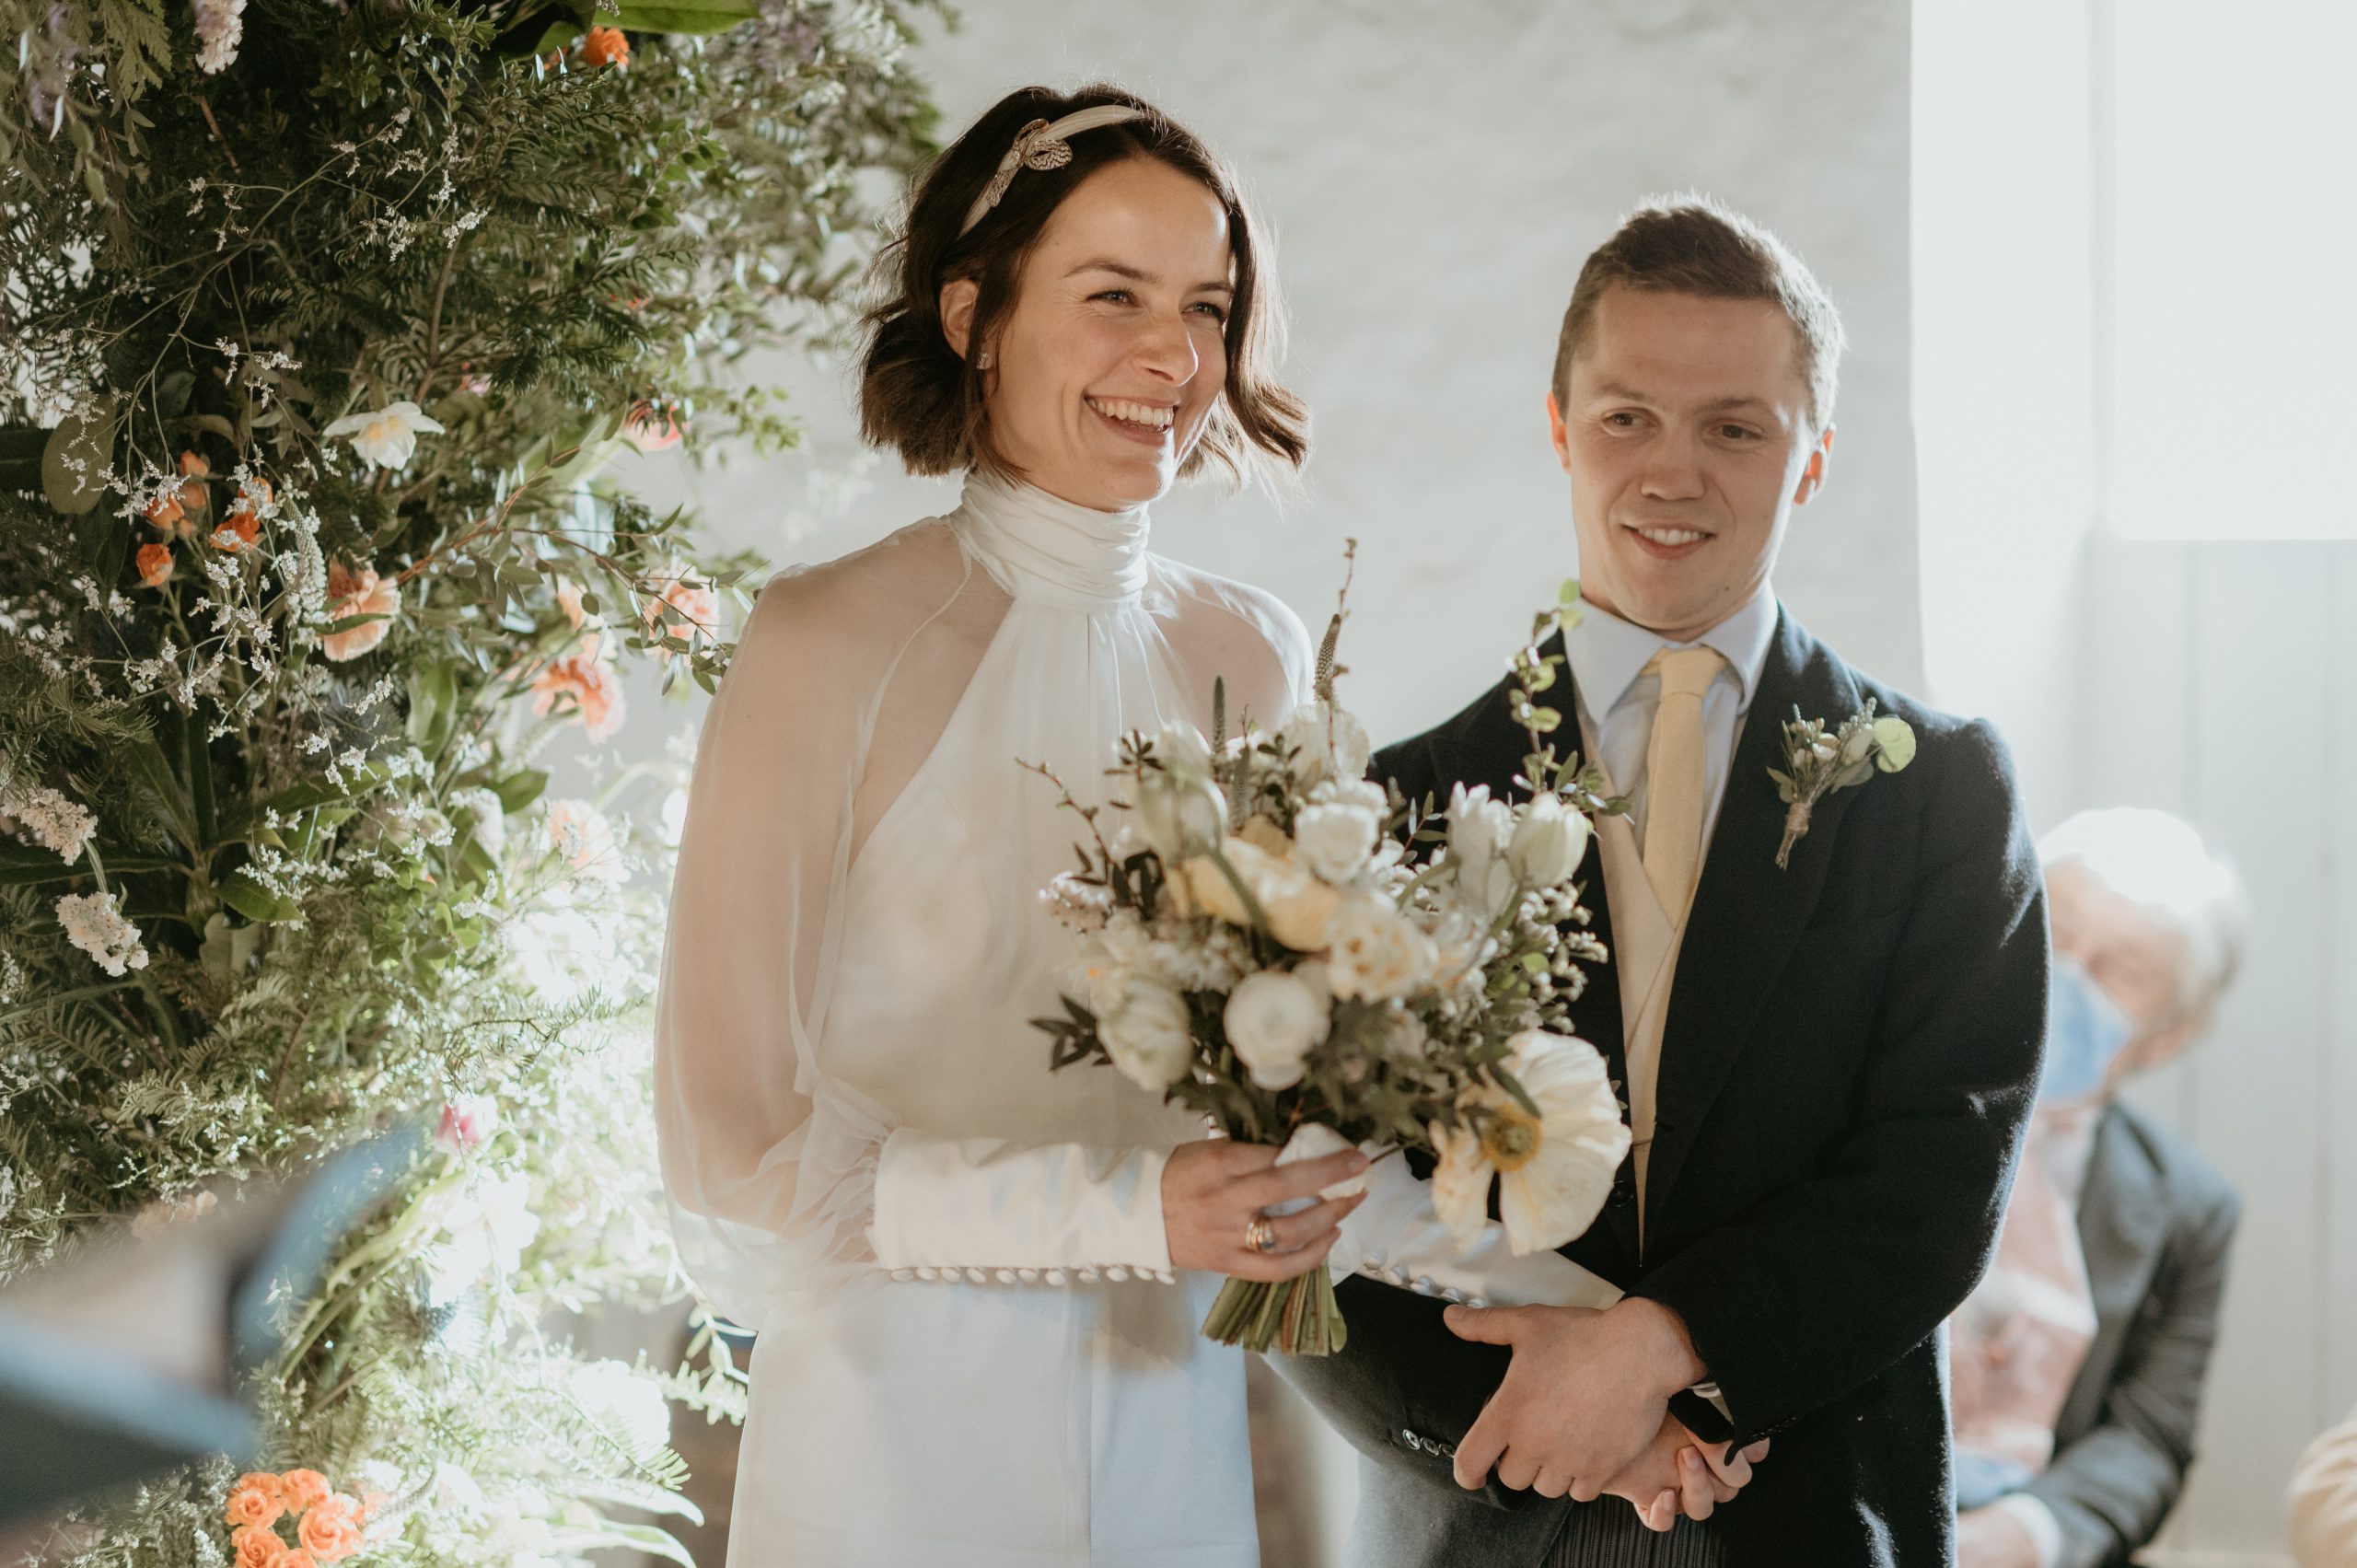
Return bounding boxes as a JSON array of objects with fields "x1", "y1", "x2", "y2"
[{"x1": 857, "y1": 83, "x2": 1308, "y2": 490}]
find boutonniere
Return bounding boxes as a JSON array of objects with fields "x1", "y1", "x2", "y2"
[{"x1": 1767, "y1": 700, "x2": 1917, "y2": 868}]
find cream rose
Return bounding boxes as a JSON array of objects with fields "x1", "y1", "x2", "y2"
[
  {"x1": 1294, "y1": 801, "x2": 1380, "y2": 884},
  {"x1": 1224, "y1": 969, "x2": 1331, "y2": 1089},
  {"x1": 1176, "y1": 839, "x2": 1340, "y2": 952},
  {"x1": 1326, "y1": 896, "x2": 1438, "y2": 1002},
  {"x1": 1099, "y1": 972, "x2": 1194, "y2": 1092}
]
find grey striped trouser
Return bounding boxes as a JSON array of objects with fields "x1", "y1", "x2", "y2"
[{"x1": 1541, "y1": 1504, "x2": 1728, "y2": 1567}]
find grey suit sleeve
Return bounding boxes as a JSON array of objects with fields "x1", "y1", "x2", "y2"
[{"x1": 2023, "y1": 1181, "x2": 2240, "y2": 1568}]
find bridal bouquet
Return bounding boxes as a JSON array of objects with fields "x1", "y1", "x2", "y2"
[{"x1": 1032, "y1": 570, "x2": 1631, "y2": 1354}]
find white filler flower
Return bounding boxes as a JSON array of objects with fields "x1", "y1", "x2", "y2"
[
  {"x1": 55, "y1": 889, "x2": 148, "y2": 976},
  {"x1": 1429, "y1": 1029, "x2": 1630, "y2": 1255},
  {"x1": 323, "y1": 400, "x2": 447, "y2": 470}
]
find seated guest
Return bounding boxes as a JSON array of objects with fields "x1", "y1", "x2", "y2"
[
  {"x1": 1952, "y1": 807, "x2": 2248, "y2": 1568},
  {"x1": 2292, "y1": 1404, "x2": 2357, "y2": 1567}
]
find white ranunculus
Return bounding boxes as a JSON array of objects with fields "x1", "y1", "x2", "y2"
[
  {"x1": 323, "y1": 400, "x2": 447, "y2": 470},
  {"x1": 1280, "y1": 701, "x2": 1373, "y2": 785},
  {"x1": 1446, "y1": 783, "x2": 1520, "y2": 918},
  {"x1": 1224, "y1": 969, "x2": 1332, "y2": 1089},
  {"x1": 1294, "y1": 801, "x2": 1380, "y2": 884},
  {"x1": 1326, "y1": 896, "x2": 1439, "y2": 1002},
  {"x1": 1506, "y1": 794, "x2": 1591, "y2": 889},
  {"x1": 1099, "y1": 971, "x2": 1194, "y2": 1092}
]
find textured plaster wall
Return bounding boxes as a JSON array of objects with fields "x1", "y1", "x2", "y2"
[{"x1": 649, "y1": 0, "x2": 1922, "y2": 745}]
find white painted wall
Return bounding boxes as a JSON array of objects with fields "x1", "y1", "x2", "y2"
[{"x1": 649, "y1": 0, "x2": 1923, "y2": 747}]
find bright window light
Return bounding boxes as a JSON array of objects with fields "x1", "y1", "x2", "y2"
[{"x1": 2107, "y1": 0, "x2": 2357, "y2": 540}]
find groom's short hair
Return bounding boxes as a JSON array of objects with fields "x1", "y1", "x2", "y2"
[{"x1": 1551, "y1": 194, "x2": 1846, "y2": 434}]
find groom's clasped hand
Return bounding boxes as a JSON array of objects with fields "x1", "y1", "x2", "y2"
[{"x1": 1444, "y1": 1299, "x2": 1771, "y2": 1528}]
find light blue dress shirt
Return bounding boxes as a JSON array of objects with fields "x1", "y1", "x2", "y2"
[{"x1": 1562, "y1": 586, "x2": 1781, "y2": 847}]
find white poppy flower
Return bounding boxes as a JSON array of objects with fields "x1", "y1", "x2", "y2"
[
  {"x1": 1429, "y1": 1029, "x2": 1630, "y2": 1255},
  {"x1": 323, "y1": 400, "x2": 447, "y2": 470}
]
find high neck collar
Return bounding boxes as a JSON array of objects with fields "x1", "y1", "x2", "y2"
[{"x1": 948, "y1": 470, "x2": 1152, "y2": 610}]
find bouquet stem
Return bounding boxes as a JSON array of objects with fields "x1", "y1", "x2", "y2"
[{"x1": 1200, "y1": 1269, "x2": 1348, "y2": 1356}]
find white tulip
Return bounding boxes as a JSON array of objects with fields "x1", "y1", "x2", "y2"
[
  {"x1": 1280, "y1": 701, "x2": 1373, "y2": 784},
  {"x1": 1099, "y1": 972, "x2": 1194, "y2": 1092},
  {"x1": 323, "y1": 399, "x2": 447, "y2": 470},
  {"x1": 1506, "y1": 794, "x2": 1591, "y2": 889},
  {"x1": 1294, "y1": 801, "x2": 1380, "y2": 883},
  {"x1": 1224, "y1": 969, "x2": 1332, "y2": 1089},
  {"x1": 1134, "y1": 771, "x2": 1228, "y2": 865},
  {"x1": 1446, "y1": 783, "x2": 1520, "y2": 918}
]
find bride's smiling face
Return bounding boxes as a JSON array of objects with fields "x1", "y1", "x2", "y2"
[{"x1": 942, "y1": 158, "x2": 1236, "y2": 513}]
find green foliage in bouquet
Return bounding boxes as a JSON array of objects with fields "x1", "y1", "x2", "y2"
[{"x1": 0, "y1": 0, "x2": 935, "y2": 1561}]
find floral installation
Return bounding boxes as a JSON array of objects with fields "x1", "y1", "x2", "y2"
[
  {"x1": 1032, "y1": 563, "x2": 1631, "y2": 1354},
  {"x1": 0, "y1": 0, "x2": 937, "y2": 1563},
  {"x1": 1767, "y1": 700, "x2": 1918, "y2": 868}
]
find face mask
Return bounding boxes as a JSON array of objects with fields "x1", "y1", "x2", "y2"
[{"x1": 2041, "y1": 954, "x2": 2136, "y2": 1104}]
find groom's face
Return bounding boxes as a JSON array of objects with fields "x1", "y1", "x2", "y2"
[{"x1": 1550, "y1": 286, "x2": 1831, "y2": 642}]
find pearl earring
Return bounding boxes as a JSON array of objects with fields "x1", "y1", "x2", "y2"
[{"x1": 974, "y1": 350, "x2": 993, "y2": 370}]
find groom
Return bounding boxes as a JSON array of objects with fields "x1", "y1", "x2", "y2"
[{"x1": 1281, "y1": 197, "x2": 2049, "y2": 1565}]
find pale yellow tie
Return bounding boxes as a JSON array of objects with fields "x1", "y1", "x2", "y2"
[{"x1": 1641, "y1": 645, "x2": 1727, "y2": 922}]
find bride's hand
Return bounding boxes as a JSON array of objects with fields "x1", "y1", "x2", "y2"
[{"x1": 1162, "y1": 1140, "x2": 1369, "y2": 1280}]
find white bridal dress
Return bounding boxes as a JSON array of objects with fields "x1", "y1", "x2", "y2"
[{"x1": 655, "y1": 472, "x2": 1598, "y2": 1567}]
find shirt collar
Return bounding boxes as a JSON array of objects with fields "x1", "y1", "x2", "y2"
[{"x1": 1563, "y1": 583, "x2": 1780, "y2": 719}]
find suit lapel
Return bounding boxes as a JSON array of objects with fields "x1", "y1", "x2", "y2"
[
  {"x1": 2057, "y1": 1106, "x2": 2170, "y2": 1441},
  {"x1": 1643, "y1": 611, "x2": 1863, "y2": 1238}
]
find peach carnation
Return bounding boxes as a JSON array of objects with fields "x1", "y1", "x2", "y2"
[
  {"x1": 298, "y1": 1496, "x2": 365, "y2": 1562},
  {"x1": 642, "y1": 574, "x2": 717, "y2": 655},
  {"x1": 320, "y1": 563, "x2": 401, "y2": 662},
  {"x1": 230, "y1": 1525, "x2": 282, "y2": 1568},
  {"x1": 224, "y1": 1480, "x2": 284, "y2": 1529},
  {"x1": 529, "y1": 651, "x2": 624, "y2": 742},
  {"x1": 580, "y1": 24, "x2": 628, "y2": 66},
  {"x1": 137, "y1": 542, "x2": 174, "y2": 587},
  {"x1": 277, "y1": 1470, "x2": 331, "y2": 1513}
]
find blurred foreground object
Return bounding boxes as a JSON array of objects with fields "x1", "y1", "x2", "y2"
[{"x1": 0, "y1": 1133, "x2": 411, "y2": 1527}]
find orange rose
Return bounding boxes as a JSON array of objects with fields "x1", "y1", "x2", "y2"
[
  {"x1": 212, "y1": 510, "x2": 260, "y2": 552},
  {"x1": 579, "y1": 24, "x2": 628, "y2": 66},
  {"x1": 277, "y1": 1470, "x2": 331, "y2": 1513},
  {"x1": 137, "y1": 542, "x2": 175, "y2": 587},
  {"x1": 265, "y1": 1550, "x2": 318, "y2": 1568},
  {"x1": 224, "y1": 1482, "x2": 284, "y2": 1530},
  {"x1": 227, "y1": 476, "x2": 273, "y2": 522},
  {"x1": 178, "y1": 449, "x2": 210, "y2": 478},
  {"x1": 319, "y1": 563, "x2": 401, "y2": 662},
  {"x1": 230, "y1": 1525, "x2": 283, "y2": 1568},
  {"x1": 297, "y1": 1497, "x2": 364, "y2": 1563},
  {"x1": 528, "y1": 651, "x2": 624, "y2": 742},
  {"x1": 144, "y1": 493, "x2": 189, "y2": 535}
]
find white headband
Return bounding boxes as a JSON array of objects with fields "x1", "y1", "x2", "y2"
[{"x1": 958, "y1": 105, "x2": 1150, "y2": 237}]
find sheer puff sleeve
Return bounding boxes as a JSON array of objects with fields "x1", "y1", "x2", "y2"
[{"x1": 656, "y1": 540, "x2": 1184, "y2": 1330}]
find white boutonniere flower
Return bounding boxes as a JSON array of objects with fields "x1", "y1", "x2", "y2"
[{"x1": 1767, "y1": 700, "x2": 1917, "y2": 869}]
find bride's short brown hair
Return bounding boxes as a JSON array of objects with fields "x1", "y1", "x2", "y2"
[{"x1": 857, "y1": 84, "x2": 1308, "y2": 489}]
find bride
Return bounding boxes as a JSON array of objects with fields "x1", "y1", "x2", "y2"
[{"x1": 654, "y1": 85, "x2": 1645, "y2": 1566}]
